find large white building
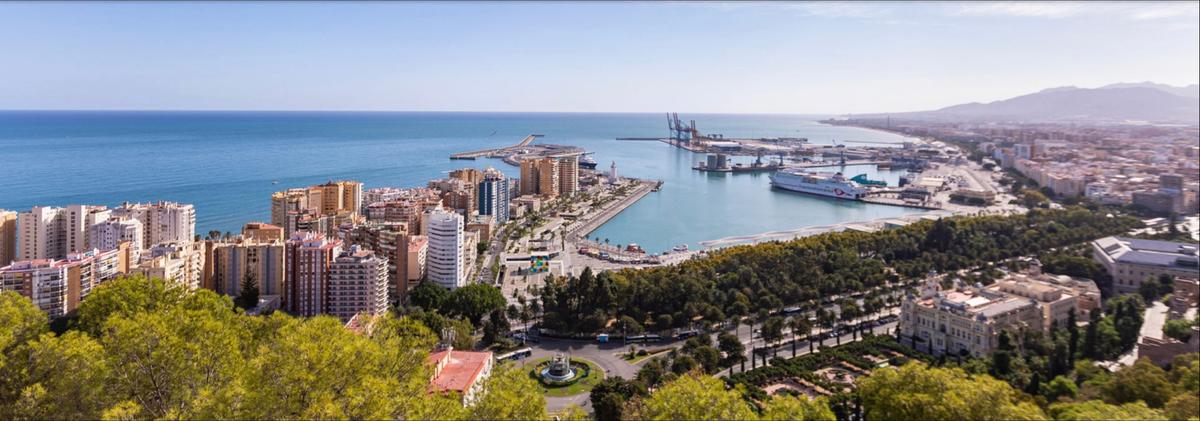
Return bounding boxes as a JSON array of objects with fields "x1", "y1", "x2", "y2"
[
  {"x1": 426, "y1": 209, "x2": 466, "y2": 289},
  {"x1": 1092, "y1": 236, "x2": 1200, "y2": 295},
  {"x1": 328, "y1": 246, "x2": 389, "y2": 322},
  {"x1": 18, "y1": 205, "x2": 111, "y2": 261},
  {"x1": 112, "y1": 201, "x2": 196, "y2": 249},
  {"x1": 89, "y1": 217, "x2": 144, "y2": 261}
]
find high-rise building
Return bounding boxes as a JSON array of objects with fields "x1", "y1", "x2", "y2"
[
  {"x1": 426, "y1": 209, "x2": 466, "y2": 290},
  {"x1": 557, "y1": 155, "x2": 579, "y2": 196},
  {"x1": 519, "y1": 159, "x2": 539, "y2": 196},
  {"x1": 328, "y1": 246, "x2": 389, "y2": 322},
  {"x1": 133, "y1": 242, "x2": 205, "y2": 290},
  {"x1": 89, "y1": 217, "x2": 144, "y2": 261},
  {"x1": 112, "y1": 201, "x2": 196, "y2": 249},
  {"x1": 344, "y1": 221, "x2": 410, "y2": 304},
  {"x1": 271, "y1": 181, "x2": 364, "y2": 238},
  {"x1": 209, "y1": 238, "x2": 286, "y2": 299},
  {"x1": 477, "y1": 169, "x2": 511, "y2": 224},
  {"x1": 18, "y1": 205, "x2": 111, "y2": 261},
  {"x1": 364, "y1": 188, "x2": 442, "y2": 234},
  {"x1": 0, "y1": 210, "x2": 16, "y2": 267},
  {"x1": 536, "y1": 158, "x2": 560, "y2": 197},
  {"x1": 286, "y1": 232, "x2": 342, "y2": 316},
  {"x1": 1, "y1": 247, "x2": 129, "y2": 318}
]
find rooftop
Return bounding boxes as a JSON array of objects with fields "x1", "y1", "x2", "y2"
[
  {"x1": 1095, "y1": 236, "x2": 1200, "y2": 270},
  {"x1": 428, "y1": 348, "x2": 493, "y2": 394}
]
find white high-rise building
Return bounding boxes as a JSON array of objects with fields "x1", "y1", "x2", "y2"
[
  {"x1": 426, "y1": 209, "x2": 466, "y2": 289},
  {"x1": 89, "y1": 217, "x2": 144, "y2": 261},
  {"x1": 112, "y1": 201, "x2": 196, "y2": 248},
  {"x1": 328, "y1": 246, "x2": 389, "y2": 322},
  {"x1": 18, "y1": 205, "x2": 111, "y2": 261}
]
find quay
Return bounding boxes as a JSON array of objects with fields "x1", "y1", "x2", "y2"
[
  {"x1": 450, "y1": 134, "x2": 542, "y2": 160},
  {"x1": 792, "y1": 160, "x2": 890, "y2": 168},
  {"x1": 568, "y1": 178, "x2": 659, "y2": 241}
]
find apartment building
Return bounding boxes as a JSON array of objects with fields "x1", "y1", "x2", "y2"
[
  {"x1": 133, "y1": 242, "x2": 205, "y2": 290},
  {"x1": 1093, "y1": 236, "x2": 1200, "y2": 295},
  {"x1": 0, "y1": 247, "x2": 129, "y2": 318},
  {"x1": 241, "y1": 222, "x2": 284, "y2": 243},
  {"x1": 0, "y1": 210, "x2": 15, "y2": 267},
  {"x1": 112, "y1": 201, "x2": 196, "y2": 249},
  {"x1": 327, "y1": 246, "x2": 389, "y2": 322},
  {"x1": 285, "y1": 232, "x2": 342, "y2": 317},
  {"x1": 407, "y1": 235, "x2": 428, "y2": 284},
  {"x1": 89, "y1": 217, "x2": 144, "y2": 261},
  {"x1": 477, "y1": 168, "x2": 511, "y2": 224},
  {"x1": 209, "y1": 238, "x2": 286, "y2": 298},
  {"x1": 343, "y1": 221, "x2": 410, "y2": 304},
  {"x1": 18, "y1": 205, "x2": 111, "y2": 260},
  {"x1": 426, "y1": 209, "x2": 466, "y2": 290}
]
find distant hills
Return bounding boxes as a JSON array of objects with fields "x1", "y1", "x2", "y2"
[{"x1": 862, "y1": 82, "x2": 1199, "y2": 123}]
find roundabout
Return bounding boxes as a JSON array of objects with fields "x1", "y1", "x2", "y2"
[{"x1": 526, "y1": 353, "x2": 606, "y2": 397}]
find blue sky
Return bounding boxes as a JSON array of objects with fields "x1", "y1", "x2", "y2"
[{"x1": 1, "y1": 1, "x2": 1196, "y2": 114}]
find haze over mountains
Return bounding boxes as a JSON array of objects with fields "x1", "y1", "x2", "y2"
[{"x1": 862, "y1": 82, "x2": 1199, "y2": 123}]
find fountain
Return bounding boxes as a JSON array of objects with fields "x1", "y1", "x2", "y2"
[{"x1": 539, "y1": 353, "x2": 577, "y2": 383}]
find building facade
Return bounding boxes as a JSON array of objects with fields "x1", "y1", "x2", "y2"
[
  {"x1": 1092, "y1": 236, "x2": 1200, "y2": 295},
  {"x1": 477, "y1": 169, "x2": 511, "y2": 225},
  {"x1": 89, "y1": 217, "x2": 144, "y2": 262},
  {"x1": 0, "y1": 210, "x2": 15, "y2": 267},
  {"x1": 426, "y1": 209, "x2": 466, "y2": 289},
  {"x1": 1, "y1": 247, "x2": 129, "y2": 318},
  {"x1": 285, "y1": 232, "x2": 342, "y2": 316},
  {"x1": 327, "y1": 246, "x2": 389, "y2": 321},
  {"x1": 112, "y1": 201, "x2": 196, "y2": 249},
  {"x1": 209, "y1": 239, "x2": 286, "y2": 298}
]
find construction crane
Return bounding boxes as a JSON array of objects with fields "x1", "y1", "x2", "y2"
[{"x1": 667, "y1": 112, "x2": 699, "y2": 144}]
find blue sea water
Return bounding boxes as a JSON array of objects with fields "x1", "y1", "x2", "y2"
[{"x1": 0, "y1": 111, "x2": 921, "y2": 253}]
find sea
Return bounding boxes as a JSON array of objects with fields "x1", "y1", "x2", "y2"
[{"x1": 0, "y1": 111, "x2": 922, "y2": 253}]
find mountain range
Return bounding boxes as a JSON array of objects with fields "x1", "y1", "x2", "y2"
[{"x1": 865, "y1": 82, "x2": 1199, "y2": 123}]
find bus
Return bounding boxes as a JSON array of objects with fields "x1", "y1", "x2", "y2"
[
  {"x1": 627, "y1": 334, "x2": 662, "y2": 344},
  {"x1": 496, "y1": 347, "x2": 533, "y2": 362}
]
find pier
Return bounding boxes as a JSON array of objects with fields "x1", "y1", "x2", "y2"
[
  {"x1": 791, "y1": 160, "x2": 890, "y2": 168},
  {"x1": 450, "y1": 134, "x2": 542, "y2": 160}
]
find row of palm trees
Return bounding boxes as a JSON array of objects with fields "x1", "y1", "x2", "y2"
[{"x1": 730, "y1": 294, "x2": 898, "y2": 373}]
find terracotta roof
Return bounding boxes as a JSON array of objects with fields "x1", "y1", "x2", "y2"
[{"x1": 428, "y1": 349, "x2": 492, "y2": 393}]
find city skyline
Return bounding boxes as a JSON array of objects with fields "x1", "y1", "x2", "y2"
[{"x1": 1, "y1": 1, "x2": 1197, "y2": 114}]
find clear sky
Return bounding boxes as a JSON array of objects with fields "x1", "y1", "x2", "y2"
[{"x1": 1, "y1": 1, "x2": 1197, "y2": 114}]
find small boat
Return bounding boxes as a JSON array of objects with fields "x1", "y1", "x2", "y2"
[
  {"x1": 272, "y1": 180, "x2": 280, "y2": 184},
  {"x1": 672, "y1": 244, "x2": 689, "y2": 252}
]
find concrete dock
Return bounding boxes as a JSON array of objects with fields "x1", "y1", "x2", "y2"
[{"x1": 450, "y1": 134, "x2": 542, "y2": 160}]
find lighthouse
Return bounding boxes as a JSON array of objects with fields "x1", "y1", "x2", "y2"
[{"x1": 608, "y1": 161, "x2": 618, "y2": 185}]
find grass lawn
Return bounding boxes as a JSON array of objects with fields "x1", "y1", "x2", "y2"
[
  {"x1": 618, "y1": 348, "x2": 673, "y2": 365},
  {"x1": 525, "y1": 356, "x2": 606, "y2": 397}
]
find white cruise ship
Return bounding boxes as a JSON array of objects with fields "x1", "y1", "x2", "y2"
[{"x1": 769, "y1": 169, "x2": 867, "y2": 200}]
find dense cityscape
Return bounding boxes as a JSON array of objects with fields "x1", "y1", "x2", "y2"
[{"x1": 1, "y1": 2, "x2": 1199, "y2": 421}]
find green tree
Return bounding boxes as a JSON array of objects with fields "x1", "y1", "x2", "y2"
[
  {"x1": 1101, "y1": 358, "x2": 1177, "y2": 409},
  {"x1": 74, "y1": 275, "x2": 189, "y2": 336},
  {"x1": 410, "y1": 281, "x2": 451, "y2": 311},
  {"x1": 5, "y1": 331, "x2": 111, "y2": 420},
  {"x1": 468, "y1": 364, "x2": 547, "y2": 420},
  {"x1": 102, "y1": 306, "x2": 244, "y2": 419},
  {"x1": 762, "y1": 316, "x2": 785, "y2": 359},
  {"x1": 446, "y1": 284, "x2": 507, "y2": 325},
  {"x1": 762, "y1": 395, "x2": 836, "y2": 421},
  {"x1": 236, "y1": 271, "x2": 260, "y2": 310},
  {"x1": 1163, "y1": 392, "x2": 1199, "y2": 421},
  {"x1": 1048, "y1": 400, "x2": 1166, "y2": 420},
  {"x1": 858, "y1": 363, "x2": 1047, "y2": 420},
  {"x1": 717, "y1": 332, "x2": 746, "y2": 368},
  {"x1": 1043, "y1": 375, "x2": 1078, "y2": 402},
  {"x1": 1162, "y1": 319, "x2": 1195, "y2": 343},
  {"x1": 627, "y1": 373, "x2": 756, "y2": 420},
  {"x1": 589, "y1": 377, "x2": 646, "y2": 421}
]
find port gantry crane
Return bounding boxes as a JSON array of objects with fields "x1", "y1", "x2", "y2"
[{"x1": 667, "y1": 112, "x2": 699, "y2": 144}]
